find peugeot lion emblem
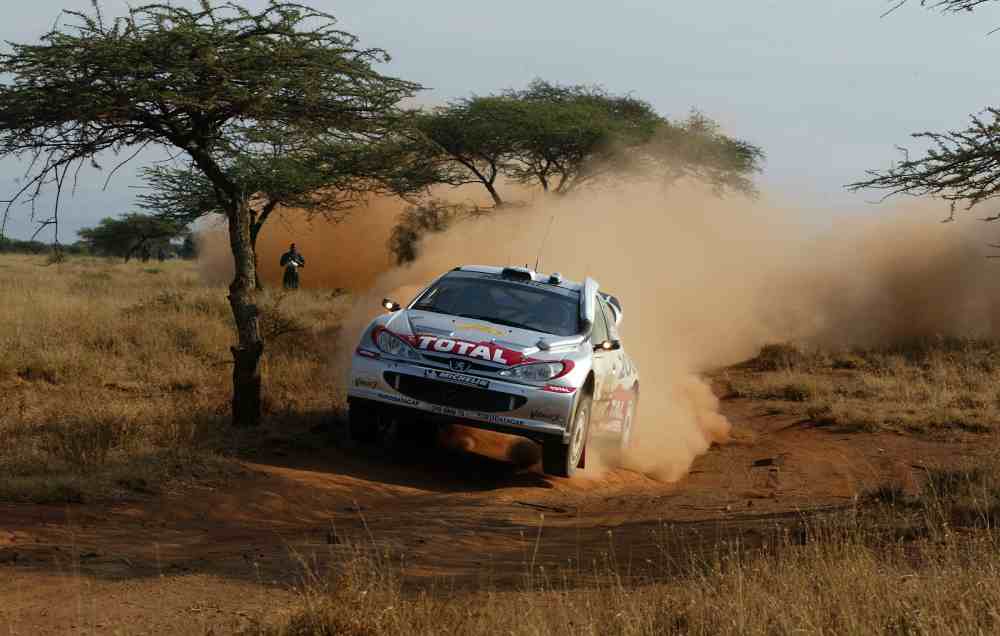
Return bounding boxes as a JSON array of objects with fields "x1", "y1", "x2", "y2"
[{"x1": 450, "y1": 359, "x2": 471, "y2": 372}]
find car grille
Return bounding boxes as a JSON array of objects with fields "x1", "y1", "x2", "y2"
[
  {"x1": 421, "y1": 354, "x2": 500, "y2": 374},
  {"x1": 383, "y1": 372, "x2": 527, "y2": 412}
]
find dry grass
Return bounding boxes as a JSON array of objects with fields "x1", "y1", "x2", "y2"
[
  {"x1": 725, "y1": 340, "x2": 1000, "y2": 435},
  {"x1": 7, "y1": 254, "x2": 1000, "y2": 633},
  {"x1": 0, "y1": 254, "x2": 348, "y2": 502},
  {"x1": 245, "y1": 337, "x2": 1000, "y2": 636},
  {"x1": 252, "y1": 454, "x2": 1000, "y2": 636}
]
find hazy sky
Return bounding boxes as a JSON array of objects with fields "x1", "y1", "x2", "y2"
[{"x1": 3, "y1": 0, "x2": 1000, "y2": 240}]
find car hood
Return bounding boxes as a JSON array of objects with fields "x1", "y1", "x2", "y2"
[{"x1": 382, "y1": 309, "x2": 585, "y2": 364}]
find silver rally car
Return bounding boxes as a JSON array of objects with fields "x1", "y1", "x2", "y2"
[{"x1": 347, "y1": 265, "x2": 639, "y2": 477}]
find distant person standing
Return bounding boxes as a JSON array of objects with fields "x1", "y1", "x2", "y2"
[{"x1": 280, "y1": 243, "x2": 305, "y2": 290}]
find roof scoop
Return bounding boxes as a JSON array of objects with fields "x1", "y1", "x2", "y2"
[{"x1": 501, "y1": 266, "x2": 535, "y2": 282}]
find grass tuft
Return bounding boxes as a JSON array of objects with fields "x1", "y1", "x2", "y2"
[
  {"x1": 0, "y1": 254, "x2": 348, "y2": 502},
  {"x1": 728, "y1": 341, "x2": 1000, "y2": 435}
]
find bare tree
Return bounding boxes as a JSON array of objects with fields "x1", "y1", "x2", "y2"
[
  {"x1": 850, "y1": 109, "x2": 1000, "y2": 220},
  {"x1": 857, "y1": 1, "x2": 1000, "y2": 216},
  {"x1": 884, "y1": 0, "x2": 996, "y2": 15}
]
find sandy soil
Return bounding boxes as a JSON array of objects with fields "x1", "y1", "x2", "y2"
[{"x1": 0, "y1": 393, "x2": 978, "y2": 635}]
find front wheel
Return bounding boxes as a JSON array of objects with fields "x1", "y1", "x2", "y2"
[{"x1": 542, "y1": 394, "x2": 592, "y2": 478}]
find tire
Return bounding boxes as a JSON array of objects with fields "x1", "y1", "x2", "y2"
[
  {"x1": 619, "y1": 392, "x2": 639, "y2": 451},
  {"x1": 542, "y1": 394, "x2": 592, "y2": 478},
  {"x1": 347, "y1": 400, "x2": 377, "y2": 444}
]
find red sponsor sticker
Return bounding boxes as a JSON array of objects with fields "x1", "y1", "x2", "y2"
[
  {"x1": 543, "y1": 385, "x2": 576, "y2": 394},
  {"x1": 413, "y1": 334, "x2": 534, "y2": 366}
]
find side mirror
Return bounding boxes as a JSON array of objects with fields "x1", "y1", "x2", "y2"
[
  {"x1": 594, "y1": 339, "x2": 621, "y2": 352},
  {"x1": 381, "y1": 298, "x2": 401, "y2": 312}
]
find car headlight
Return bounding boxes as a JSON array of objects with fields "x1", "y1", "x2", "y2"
[
  {"x1": 499, "y1": 361, "x2": 573, "y2": 383},
  {"x1": 372, "y1": 328, "x2": 421, "y2": 361}
]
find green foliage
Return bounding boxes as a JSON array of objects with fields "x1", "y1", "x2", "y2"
[
  {"x1": 0, "y1": 1, "x2": 420, "y2": 226},
  {"x1": 0, "y1": 237, "x2": 88, "y2": 256},
  {"x1": 648, "y1": 111, "x2": 767, "y2": 196},
  {"x1": 139, "y1": 128, "x2": 438, "y2": 247},
  {"x1": 77, "y1": 213, "x2": 187, "y2": 261},
  {"x1": 413, "y1": 97, "x2": 526, "y2": 205},
  {"x1": 413, "y1": 80, "x2": 764, "y2": 206},
  {"x1": 387, "y1": 199, "x2": 484, "y2": 265},
  {"x1": 501, "y1": 80, "x2": 662, "y2": 193},
  {"x1": 0, "y1": 1, "x2": 426, "y2": 426}
]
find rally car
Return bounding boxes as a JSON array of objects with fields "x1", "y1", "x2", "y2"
[{"x1": 346, "y1": 265, "x2": 639, "y2": 477}]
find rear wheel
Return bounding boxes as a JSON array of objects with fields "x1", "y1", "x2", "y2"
[
  {"x1": 619, "y1": 392, "x2": 639, "y2": 451},
  {"x1": 542, "y1": 394, "x2": 592, "y2": 478}
]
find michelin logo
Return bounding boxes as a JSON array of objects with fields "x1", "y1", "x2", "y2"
[{"x1": 424, "y1": 368, "x2": 490, "y2": 389}]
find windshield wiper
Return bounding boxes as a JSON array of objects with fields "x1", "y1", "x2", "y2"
[{"x1": 411, "y1": 304, "x2": 444, "y2": 314}]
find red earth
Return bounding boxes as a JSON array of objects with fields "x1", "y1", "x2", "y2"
[{"x1": 0, "y1": 392, "x2": 978, "y2": 635}]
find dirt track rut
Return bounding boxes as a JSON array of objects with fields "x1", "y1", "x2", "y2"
[{"x1": 0, "y1": 396, "x2": 976, "y2": 634}]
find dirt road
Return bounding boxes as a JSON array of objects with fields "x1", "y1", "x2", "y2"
[{"x1": 0, "y1": 394, "x2": 975, "y2": 634}]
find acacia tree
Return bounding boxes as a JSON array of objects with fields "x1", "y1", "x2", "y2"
[
  {"x1": 851, "y1": 110, "x2": 1000, "y2": 218},
  {"x1": 648, "y1": 111, "x2": 766, "y2": 196},
  {"x1": 884, "y1": 0, "x2": 995, "y2": 14},
  {"x1": 0, "y1": 2, "x2": 419, "y2": 427},
  {"x1": 412, "y1": 97, "x2": 522, "y2": 206},
  {"x1": 141, "y1": 128, "x2": 436, "y2": 288},
  {"x1": 501, "y1": 80, "x2": 660, "y2": 194},
  {"x1": 78, "y1": 213, "x2": 188, "y2": 261},
  {"x1": 413, "y1": 80, "x2": 764, "y2": 206},
  {"x1": 506, "y1": 81, "x2": 764, "y2": 196}
]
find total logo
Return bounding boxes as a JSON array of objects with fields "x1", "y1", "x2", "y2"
[{"x1": 414, "y1": 335, "x2": 532, "y2": 366}]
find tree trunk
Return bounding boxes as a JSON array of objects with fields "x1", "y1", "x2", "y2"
[
  {"x1": 253, "y1": 250, "x2": 263, "y2": 291},
  {"x1": 227, "y1": 201, "x2": 264, "y2": 428},
  {"x1": 484, "y1": 181, "x2": 504, "y2": 207},
  {"x1": 249, "y1": 201, "x2": 277, "y2": 292}
]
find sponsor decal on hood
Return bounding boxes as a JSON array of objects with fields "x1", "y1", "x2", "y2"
[
  {"x1": 454, "y1": 322, "x2": 506, "y2": 337},
  {"x1": 412, "y1": 334, "x2": 536, "y2": 366}
]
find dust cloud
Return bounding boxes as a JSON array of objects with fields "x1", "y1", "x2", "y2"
[
  {"x1": 200, "y1": 180, "x2": 1000, "y2": 482},
  {"x1": 333, "y1": 184, "x2": 1000, "y2": 481},
  {"x1": 334, "y1": 183, "x2": 789, "y2": 480},
  {"x1": 196, "y1": 196, "x2": 405, "y2": 291}
]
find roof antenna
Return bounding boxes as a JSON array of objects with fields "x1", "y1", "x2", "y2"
[{"x1": 534, "y1": 216, "x2": 555, "y2": 273}]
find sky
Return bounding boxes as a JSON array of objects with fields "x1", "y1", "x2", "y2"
[{"x1": 3, "y1": 0, "x2": 1000, "y2": 240}]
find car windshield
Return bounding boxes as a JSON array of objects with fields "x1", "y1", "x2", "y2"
[{"x1": 411, "y1": 273, "x2": 581, "y2": 336}]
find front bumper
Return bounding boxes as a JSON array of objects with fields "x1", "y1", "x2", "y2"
[{"x1": 348, "y1": 352, "x2": 576, "y2": 443}]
